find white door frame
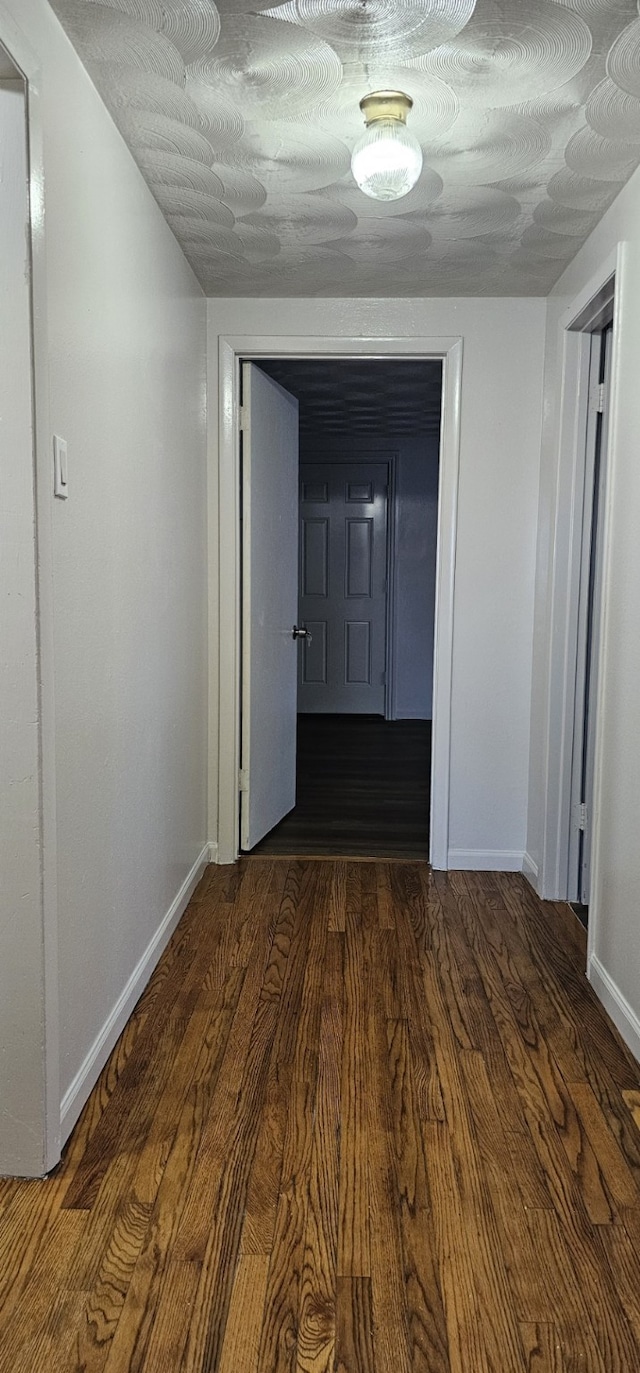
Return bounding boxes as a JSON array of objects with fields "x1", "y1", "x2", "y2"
[
  {"x1": 0, "y1": 5, "x2": 60, "y2": 1171},
  {"x1": 216, "y1": 334, "x2": 463, "y2": 868},
  {"x1": 539, "y1": 243, "x2": 625, "y2": 968}
]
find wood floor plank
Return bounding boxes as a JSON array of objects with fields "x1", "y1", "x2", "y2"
[
  {"x1": 368, "y1": 1007, "x2": 412, "y2": 1373},
  {"x1": 459, "y1": 1048, "x2": 553, "y2": 1322},
  {"x1": 142, "y1": 1260, "x2": 201, "y2": 1369},
  {"x1": 335, "y1": 1277, "x2": 375, "y2": 1373},
  {"x1": 375, "y1": 861, "x2": 394, "y2": 930},
  {"x1": 421, "y1": 951, "x2": 529, "y2": 1373},
  {"x1": 74, "y1": 1197, "x2": 153, "y2": 1373},
  {"x1": 61, "y1": 870, "x2": 243, "y2": 1212},
  {"x1": 3, "y1": 861, "x2": 640, "y2": 1373},
  {"x1": 445, "y1": 873, "x2": 618, "y2": 1228},
  {"x1": 525, "y1": 1208, "x2": 607, "y2": 1373},
  {"x1": 566, "y1": 1080, "x2": 638, "y2": 1211},
  {"x1": 93, "y1": 866, "x2": 283, "y2": 1373},
  {"x1": 256, "y1": 865, "x2": 330, "y2": 1373},
  {"x1": 296, "y1": 930, "x2": 343, "y2": 1373},
  {"x1": 520, "y1": 1322, "x2": 564, "y2": 1371},
  {"x1": 457, "y1": 872, "x2": 588, "y2": 1085},
  {"x1": 0, "y1": 1208, "x2": 86, "y2": 1368},
  {"x1": 328, "y1": 860, "x2": 347, "y2": 932},
  {"x1": 178, "y1": 863, "x2": 321, "y2": 1372},
  {"x1": 431, "y1": 871, "x2": 529, "y2": 1130},
  {"x1": 337, "y1": 864, "x2": 371, "y2": 1280},
  {"x1": 385, "y1": 1017, "x2": 450, "y2": 1373},
  {"x1": 448, "y1": 885, "x2": 640, "y2": 1368},
  {"x1": 218, "y1": 1255, "x2": 270, "y2": 1373},
  {"x1": 393, "y1": 869, "x2": 445, "y2": 1123}
]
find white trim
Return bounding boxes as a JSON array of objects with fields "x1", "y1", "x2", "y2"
[
  {"x1": 586, "y1": 247, "x2": 627, "y2": 974},
  {"x1": 430, "y1": 341, "x2": 462, "y2": 869},
  {"x1": 208, "y1": 841, "x2": 219, "y2": 863},
  {"x1": 561, "y1": 246, "x2": 618, "y2": 333},
  {"x1": 0, "y1": 6, "x2": 61, "y2": 1173},
  {"x1": 540, "y1": 243, "x2": 623, "y2": 908},
  {"x1": 215, "y1": 334, "x2": 463, "y2": 870},
  {"x1": 447, "y1": 849, "x2": 525, "y2": 872},
  {"x1": 522, "y1": 851, "x2": 539, "y2": 886},
  {"x1": 589, "y1": 955, "x2": 640, "y2": 1066},
  {"x1": 59, "y1": 845, "x2": 209, "y2": 1143}
]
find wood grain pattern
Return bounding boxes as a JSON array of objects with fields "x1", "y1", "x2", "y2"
[{"x1": 2, "y1": 861, "x2": 640, "y2": 1372}]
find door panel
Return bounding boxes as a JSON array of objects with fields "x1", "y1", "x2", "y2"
[
  {"x1": 241, "y1": 363, "x2": 299, "y2": 850},
  {"x1": 346, "y1": 520, "x2": 373, "y2": 597},
  {"x1": 298, "y1": 462, "x2": 388, "y2": 714},
  {"x1": 302, "y1": 519, "x2": 329, "y2": 596}
]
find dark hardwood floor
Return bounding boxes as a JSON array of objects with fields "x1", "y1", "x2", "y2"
[
  {"x1": 248, "y1": 713, "x2": 431, "y2": 859},
  {"x1": 2, "y1": 861, "x2": 640, "y2": 1370}
]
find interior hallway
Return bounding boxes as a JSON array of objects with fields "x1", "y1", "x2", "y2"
[
  {"x1": 248, "y1": 715, "x2": 431, "y2": 859},
  {"x1": 2, "y1": 860, "x2": 640, "y2": 1370}
]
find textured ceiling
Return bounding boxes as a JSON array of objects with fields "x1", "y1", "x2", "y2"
[
  {"x1": 49, "y1": 0, "x2": 640, "y2": 296},
  {"x1": 256, "y1": 358, "x2": 443, "y2": 434}
]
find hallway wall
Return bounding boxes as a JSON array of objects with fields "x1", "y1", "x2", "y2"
[
  {"x1": 1, "y1": 0, "x2": 208, "y2": 1163},
  {"x1": 208, "y1": 297, "x2": 546, "y2": 870},
  {"x1": 527, "y1": 160, "x2": 640, "y2": 1057}
]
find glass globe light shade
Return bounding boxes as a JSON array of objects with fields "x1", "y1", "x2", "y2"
[{"x1": 351, "y1": 120, "x2": 423, "y2": 200}]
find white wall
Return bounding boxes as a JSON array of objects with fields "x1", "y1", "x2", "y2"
[
  {"x1": 300, "y1": 434, "x2": 439, "y2": 719},
  {"x1": 0, "y1": 0, "x2": 208, "y2": 1170},
  {"x1": 527, "y1": 162, "x2": 640, "y2": 1053},
  {"x1": 208, "y1": 297, "x2": 546, "y2": 868},
  {"x1": 0, "y1": 78, "x2": 46, "y2": 1175}
]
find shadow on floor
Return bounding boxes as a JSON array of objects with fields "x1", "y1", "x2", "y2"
[{"x1": 247, "y1": 713, "x2": 431, "y2": 859}]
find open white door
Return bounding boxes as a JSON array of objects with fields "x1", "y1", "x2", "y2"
[{"x1": 241, "y1": 363, "x2": 300, "y2": 850}]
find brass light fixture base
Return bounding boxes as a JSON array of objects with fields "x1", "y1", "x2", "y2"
[{"x1": 359, "y1": 90, "x2": 414, "y2": 126}]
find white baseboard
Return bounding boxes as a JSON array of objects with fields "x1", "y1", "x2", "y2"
[
  {"x1": 588, "y1": 955, "x2": 640, "y2": 1065},
  {"x1": 60, "y1": 843, "x2": 210, "y2": 1144},
  {"x1": 447, "y1": 848, "x2": 525, "y2": 872},
  {"x1": 522, "y1": 851, "x2": 539, "y2": 887}
]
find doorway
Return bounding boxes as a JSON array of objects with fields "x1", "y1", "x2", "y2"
[
  {"x1": 216, "y1": 332, "x2": 462, "y2": 869},
  {"x1": 236, "y1": 355, "x2": 445, "y2": 861}
]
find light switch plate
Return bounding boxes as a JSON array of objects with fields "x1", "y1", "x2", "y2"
[{"x1": 53, "y1": 435, "x2": 68, "y2": 499}]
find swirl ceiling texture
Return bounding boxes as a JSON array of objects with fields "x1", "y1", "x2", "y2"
[{"x1": 49, "y1": 0, "x2": 640, "y2": 295}]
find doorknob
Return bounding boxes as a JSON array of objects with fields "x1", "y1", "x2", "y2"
[{"x1": 292, "y1": 624, "x2": 312, "y2": 643}]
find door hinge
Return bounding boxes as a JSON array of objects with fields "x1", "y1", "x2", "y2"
[
  {"x1": 593, "y1": 382, "x2": 605, "y2": 414},
  {"x1": 578, "y1": 802, "x2": 588, "y2": 832},
  {"x1": 239, "y1": 405, "x2": 247, "y2": 432},
  {"x1": 238, "y1": 767, "x2": 249, "y2": 793}
]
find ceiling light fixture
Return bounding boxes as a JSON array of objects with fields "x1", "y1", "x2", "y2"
[{"x1": 351, "y1": 90, "x2": 423, "y2": 202}]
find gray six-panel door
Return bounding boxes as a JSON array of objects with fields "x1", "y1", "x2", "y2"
[{"x1": 298, "y1": 462, "x2": 388, "y2": 714}]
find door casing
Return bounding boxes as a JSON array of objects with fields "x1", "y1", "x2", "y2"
[
  {"x1": 0, "y1": 5, "x2": 60, "y2": 1172},
  {"x1": 537, "y1": 242, "x2": 625, "y2": 980},
  {"x1": 214, "y1": 334, "x2": 463, "y2": 869}
]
